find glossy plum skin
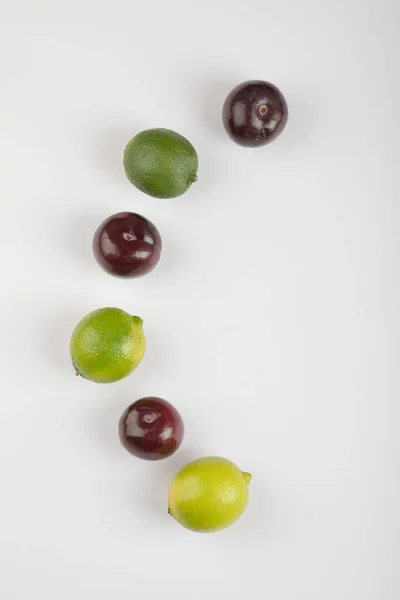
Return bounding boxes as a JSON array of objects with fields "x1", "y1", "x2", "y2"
[
  {"x1": 93, "y1": 212, "x2": 162, "y2": 278},
  {"x1": 118, "y1": 397, "x2": 184, "y2": 461},
  {"x1": 222, "y1": 80, "x2": 288, "y2": 147}
]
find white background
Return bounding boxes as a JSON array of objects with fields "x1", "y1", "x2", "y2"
[{"x1": 0, "y1": 0, "x2": 399, "y2": 597}]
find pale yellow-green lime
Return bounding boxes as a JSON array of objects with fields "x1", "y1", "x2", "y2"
[
  {"x1": 168, "y1": 456, "x2": 251, "y2": 533},
  {"x1": 123, "y1": 128, "x2": 198, "y2": 199},
  {"x1": 69, "y1": 307, "x2": 146, "y2": 383}
]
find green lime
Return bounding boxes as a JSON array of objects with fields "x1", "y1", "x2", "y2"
[
  {"x1": 168, "y1": 456, "x2": 251, "y2": 533},
  {"x1": 123, "y1": 128, "x2": 198, "y2": 198},
  {"x1": 69, "y1": 308, "x2": 146, "y2": 383}
]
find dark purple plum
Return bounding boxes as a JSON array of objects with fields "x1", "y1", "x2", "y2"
[
  {"x1": 93, "y1": 212, "x2": 162, "y2": 278},
  {"x1": 119, "y1": 397, "x2": 184, "y2": 461},
  {"x1": 222, "y1": 80, "x2": 288, "y2": 147}
]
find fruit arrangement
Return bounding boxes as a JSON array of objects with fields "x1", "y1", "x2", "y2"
[{"x1": 70, "y1": 80, "x2": 288, "y2": 532}]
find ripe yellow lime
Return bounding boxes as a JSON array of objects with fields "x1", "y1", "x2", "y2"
[
  {"x1": 123, "y1": 128, "x2": 198, "y2": 198},
  {"x1": 69, "y1": 307, "x2": 146, "y2": 383},
  {"x1": 168, "y1": 457, "x2": 251, "y2": 533}
]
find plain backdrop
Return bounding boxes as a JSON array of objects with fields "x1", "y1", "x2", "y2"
[{"x1": 0, "y1": 0, "x2": 399, "y2": 597}]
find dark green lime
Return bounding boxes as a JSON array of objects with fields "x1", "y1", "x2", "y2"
[{"x1": 123, "y1": 128, "x2": 198, "y2": 199}]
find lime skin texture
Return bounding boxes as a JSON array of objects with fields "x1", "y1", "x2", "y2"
[
  {"x1": 123, "y1": 128, "x2": 198, "y2": 199},
  {"x1": 70, "y1": 307, "x2": 146, "y2": 384},
  {"x1": 168, "y1": 456, "x2": 251, "y2": 533}
]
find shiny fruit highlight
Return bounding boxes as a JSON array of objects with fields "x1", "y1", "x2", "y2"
[
  {"x1": 119, "y1": 397, "x2": 184, "y2": 460},
  {"x1": 222, "y1": 80, "x2": 288, "y2": 147},
  {"x1": 93, "y1": 212, "x2": 161, "y2": 278}
]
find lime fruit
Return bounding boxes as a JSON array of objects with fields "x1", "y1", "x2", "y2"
[
  {"x1": 168, "y1": 456, "x2": 251, "y2": 533},
  {"x1": 123, "y1": 128, "x2": 198, "y2": 198},
  {"x1": 69, "y1": 308, "x2": 146, "y2": 383}
]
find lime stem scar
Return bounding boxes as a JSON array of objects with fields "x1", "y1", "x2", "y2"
[{"x1": 243, "y1": 472, "x2": 252, "y2": 484}]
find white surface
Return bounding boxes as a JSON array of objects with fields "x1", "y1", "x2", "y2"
[{"x1": 0, "y1": 0, "x2": 399, "y2": 596}]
